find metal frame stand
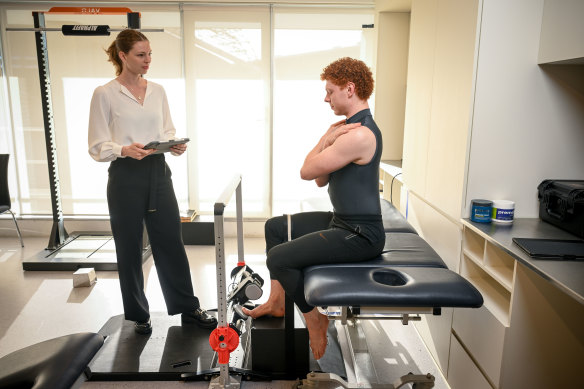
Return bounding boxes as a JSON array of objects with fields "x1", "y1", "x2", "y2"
[
  {"x1": 4, "y1": 209, "x2": 24, "y2": 247},
  {"x1": 31, "y1": 9, "x2": 142, "y2": 251},
  {"x1": 209, "y1": 174, "x2": 244, "y2": 388},
  {"x1": 33, "y1": 11, "x2": 68, "y2": 250},
  {"x1": 299, "y1": 308, "x2": 435, "y2": 389}
]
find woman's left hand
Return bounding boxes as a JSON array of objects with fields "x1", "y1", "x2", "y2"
[{"x1": 170, "y1": 143, "x2": 188, "y2": 155}]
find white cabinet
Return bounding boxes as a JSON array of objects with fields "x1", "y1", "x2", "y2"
[
  {"x1": 538, "y1": 0, "x2": 584, "y2": 64},
  {"x1": 453, "y1": 220, "x2": 584, "y2": 389},
  {"x1": 450, "y1": 223, "x2": 516, "y2": 387},
  {"x1": 499, "y1": 262, "x2": 584, "y2": 389}
]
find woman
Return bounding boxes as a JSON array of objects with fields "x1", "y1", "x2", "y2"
[{"x1": 88, "y1": 29, "x2": 216, "y2": 334}]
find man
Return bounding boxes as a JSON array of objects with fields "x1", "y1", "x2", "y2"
[{"x1": 243, "y1": 57, "x2": 385, "y2": 360}]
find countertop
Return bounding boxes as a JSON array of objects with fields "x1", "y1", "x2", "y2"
[
  {"x1": 462, "y1": 218, "x2": 584, "y2": 306},
  {"x1": 380, "y1": 160, "x2": 403, "y2": 182}
]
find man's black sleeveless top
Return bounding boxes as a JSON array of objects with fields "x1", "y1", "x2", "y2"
[{"x1": 328, "y1": 109, "x2": 382, "y2": 218}]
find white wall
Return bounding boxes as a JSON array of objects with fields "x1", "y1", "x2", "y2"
[
  {"x1": 402, "y1": 0, "x2": 479, "y2": 221},
  {"x1": 463, "y1": 0, "x2": 584, "y2": 218},
  {"x1": 401, "y1": 0, "x2": 480, "y2": 373},
  {"x1": 374, "y1": 12, "x2": 410, "y2": 161}
]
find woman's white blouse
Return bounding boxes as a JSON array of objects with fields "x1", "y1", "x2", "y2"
[{"x1": 88, "y1": 79, "x2": 176, "y2": 162}]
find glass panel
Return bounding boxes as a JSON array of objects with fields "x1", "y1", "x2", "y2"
[
  {"x1": 272, "y1": 7, "x2": 375, "y2": 215},
  {"x1": 0, "y1": 34, "x2": 11, "y2": 154},
  {"x1": 0, "y1": 30, "x2": 20, "y2": 212},
  {"x1": 2, "y1": 4, "x2": 375, "y2": 220},
  {"x1": 3, "y1": 9, "x2": 49, "y2": 214},
  {"x1": 2, "y1": 7, "x2": 185, "y2": 216},
  {"x1": 183, "y1": 6, "x2": 271, "y2": 217}
]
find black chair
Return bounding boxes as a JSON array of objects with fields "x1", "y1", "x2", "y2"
[{"x1": 0, "y1": 154, "x2": 23, "y2": 247}]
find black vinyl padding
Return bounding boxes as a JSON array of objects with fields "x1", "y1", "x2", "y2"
[
  {"x1": 303, "y1": 199, "x2": 483, "y2": 310},
  {"x1": 304, "y1": 266, "x2": 483, "y2": 308},
  {"x1": 381, "y1": 233, "x2": 446, "y2": 267},
  {"x1": 381, "y1": 199, "x2": 417, "y2": 234},
  {"x1": 305, "y1": 233, "x2": 446, "y2": 272},
  {"x1": 0, "y1": 332, "x2": 104, "y2": 389}
]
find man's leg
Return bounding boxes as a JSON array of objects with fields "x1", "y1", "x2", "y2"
[
  {"x1": 242, "y1": 212, "x2": 332, "y2": 318},
  {"x1": 264, "y1": 211, "x2": 333, "y2": 251},
  {"x1": 267, "y1": 227, "x2": 383, "y2": 360},
  {"x1": 303, "y1": 307, "x2": 330, "y2": 360},
  {"x1": 242, "y1": 279, "x2": 285, "y2": 318}
]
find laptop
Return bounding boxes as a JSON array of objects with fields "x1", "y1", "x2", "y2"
[{"x1": 512, "y1": 237, "x2": 584, "y2": 260}]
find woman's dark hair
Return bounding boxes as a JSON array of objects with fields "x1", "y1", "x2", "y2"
[{"x1": 106, "y1": 29, "x2": 149, "y2": 76}]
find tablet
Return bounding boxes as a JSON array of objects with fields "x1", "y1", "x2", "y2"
[
  {"x1": 143, "y1": 138, "x2": 190, "y2": 154},
  {"x1": 512, "y1": 237, "x2": 584, "y2": 260}
]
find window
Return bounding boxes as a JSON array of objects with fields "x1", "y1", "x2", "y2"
[
  {"x1": 183, "y1": 6, "x2": 271, "y2": 217},
  {"x1": 2, "y1": 7, "x2": 185, "y2": 215},
  {"x1": 1, "y1": 4, "x2": 375, "y2": 219},
  {"x1": 272, "y1": 7, "x2": 375, "y2": 215}
]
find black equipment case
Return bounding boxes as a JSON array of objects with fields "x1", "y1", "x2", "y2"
[{"x1": 538, "y1": 180, "x2": 584, "y2": 239}]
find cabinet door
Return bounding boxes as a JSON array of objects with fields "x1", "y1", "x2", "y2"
[
  {"x1": 448, "y1": 335, "x2": 492, "y2": 389},
  {"x1": 452, "y1": 305, "x2": 506, "y2": 386},
  {"x1": 539, "y1": 0, "x2": 584, "y2": 63},
  {"x1": 500, "y1": 263, "x2": 584, "y2": 389}
]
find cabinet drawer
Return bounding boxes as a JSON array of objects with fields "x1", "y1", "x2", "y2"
[
  {"x1": 448, "y1": 335, "x2": 492, "y2": 389},
  {"x1": 452, "y1": 305, "x2": 506, "y2": 386}
]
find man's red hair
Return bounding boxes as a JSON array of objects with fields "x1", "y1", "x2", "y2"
[{"x1": 320, "y1": 57, "x2": 374, "y2": 100}]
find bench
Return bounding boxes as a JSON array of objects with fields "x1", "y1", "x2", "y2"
[
  {"x1": 301, "y1": 200, "x2": 483, "y2": 388},
  {"x1": 0, "y1": 332, "x2": 104, "y2": 389}
]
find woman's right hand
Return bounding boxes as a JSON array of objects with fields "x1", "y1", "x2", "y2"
[{"x1": 122, "y1": 143, "x2": 155, "y2": 160}]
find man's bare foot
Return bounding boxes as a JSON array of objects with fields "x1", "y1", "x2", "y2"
[
  {"x1": 242, "y1": 280, "x2": 285, "y2": 319},
  {"x1": 242, "y1": 302, "x2": 285, "y2": 319},
  {"x1": 303, "y1": 308, "x2": 330, "y2": 360}
]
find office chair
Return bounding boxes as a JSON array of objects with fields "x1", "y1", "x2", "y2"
[{"x1": 0, "y1": 154, "x2": 24, "y2": 247}]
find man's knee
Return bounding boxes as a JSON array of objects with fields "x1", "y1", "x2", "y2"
[
  {"x1": 264, "y1": 216, "x2": 285, "y2": 238},
  {"x1": 266, "y1": 245, "x2": 285, "y2": 275},
  {"x1": 266, "y1": 249, "x2": 277, "y2": 274},
  {"x1": 265, "y1": 216, "x2": 288, "y2": 253}
]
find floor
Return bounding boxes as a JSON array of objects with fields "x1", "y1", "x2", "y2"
[{"x1": 0, "y1": 234, "x2": 450, "y2": 388}]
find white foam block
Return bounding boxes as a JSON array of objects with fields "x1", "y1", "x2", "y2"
[{"x1": 73, "y1": 268, "x2": 97, "y2": 288}]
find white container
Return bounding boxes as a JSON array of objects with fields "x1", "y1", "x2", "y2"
[
  {"x1": 73, "y1": 268, "x2": 97, "y2": 287},
  {"x1": 491, "y1": 200, "x2": 515, "y2": 223}
]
